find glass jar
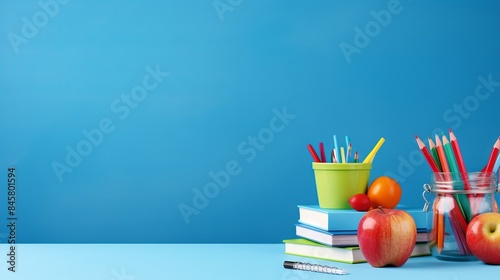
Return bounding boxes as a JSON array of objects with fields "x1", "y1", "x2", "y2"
[{"x1": 422, "y1": 172, "x2": 499, "y2": 261}]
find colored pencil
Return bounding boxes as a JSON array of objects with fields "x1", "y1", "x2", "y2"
[
  {"x1": 345, "y1": 136, "x2": 350, "y2": 160},
  {"x1": 424, "y1": 136, "x2": 466, "y2": 253},
  {"x1": 353, "y1": 151, "x2": 359, "y2": 163},
  {"x1": 346, "y1": 143, "x2": 352, "y2": 163},
  {"x1": 362, "y1": 137, "x2": 385, "y2": 163},
  {"x1": 428, "y1": 136, "x2": 442, "y2": 171},
  {"x1": 319, "y1": 142, "x2": 326, "y2": 163},
  {"x1": 434, "y1": 134, "x2": 469, "y2": 250},
  {"x1": 493, "y1": 152, "x2": 500, "y2": 174},
  {"x1": 435, "y1": 135, "x2": 451, "y2": 179},
  {"x1": 332, "y1": 149, "x2": 338, "y2": 163},
  {"x1": 449, "y1": 129, "x2": 477, "y2": 214},
  {"x1": 443, "y1": 134, "x2": 472, "y2": 221},
  {"x1": 437, "y1": 201, "x2": 445, "y2": 253},
  {"x1": 439, "y1": 142, "x2": 471, "y2": 251},
  {"x1": 333, "y1": 135, "x2": 339, "y2": 164},
  {"x1": 340, "y1": 147, "x2": 346, "y2": 163},
  {"x1": 447, "y1": 211, "x2": 465, "y2": 255},
  {"x1": 485, "y1": 137, "x2": 500, "y2": 173},
  {"x1": 307, "y1": 144, "x2": 321, "y2": 162},
  {"x1": 449, "y1": 130, "x2": 467, "y2": 173},
  {"x1": 442, "y1": 135, "x2": 459, "y2": 173},
  {"x1": 415, "y1": 135, "x2": 441, "y2": 173},
  {"x1": 429, "y1": 199, "x2": 438, "y2": 248}
]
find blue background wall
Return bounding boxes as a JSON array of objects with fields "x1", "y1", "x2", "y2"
[{"x1": 1, "y1": 0, "x2": 500, "y2": 243}]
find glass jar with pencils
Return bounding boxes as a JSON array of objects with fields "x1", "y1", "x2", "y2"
[{"x1": 422, "y1": 172, "x2": 499, "y2": 261}]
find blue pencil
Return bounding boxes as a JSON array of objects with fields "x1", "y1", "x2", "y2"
[{"x1": 333, "y1": 135, "x2": 339, "y2": 163}]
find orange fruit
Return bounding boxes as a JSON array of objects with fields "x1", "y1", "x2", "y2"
[{"x1": 367, "y1": 176, "x2": 402, "y2": 209}]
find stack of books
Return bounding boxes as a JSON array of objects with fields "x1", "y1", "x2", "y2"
[{"x1": 283, "y1": 205, "x2": 431, "y2": 264}]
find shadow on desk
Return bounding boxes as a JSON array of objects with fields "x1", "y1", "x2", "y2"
[{"x1": 402, "y1": 258, "x2": 483, "y2": 269}]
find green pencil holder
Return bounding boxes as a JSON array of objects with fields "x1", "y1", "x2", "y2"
[
  {"x1": 422, "y1": 172, "x2": 499, "y2": 261},
  {"x1": 312, "y1": 162, "x2": 372, "y2": 209}
]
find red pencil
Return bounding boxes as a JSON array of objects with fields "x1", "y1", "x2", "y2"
[
  {"x1": 449, "y1": 129, "x2": 472, "y2": 192},
  {"x1": 307, "y1": 144, "x2": 321, "y2": 162},
  {"x1": 485, "y1": 137, "x2": 500, "y2": 173},
  {"x1": 449, "y1": 130, "x2": 467, "y2": 173},
  {"x1": 416, "y1": 135, "x2": 441, "y2": 173},
  {"x1": 319, "y1": 142, "x2": 326, "y2": 163}
]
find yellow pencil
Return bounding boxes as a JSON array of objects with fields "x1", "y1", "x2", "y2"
[
  {"x1": 340, "y1": 147, "x2": 346, "y2": 163},
  {"x1": 362, "y1": 137, "x2": 385, "y2": 163}
]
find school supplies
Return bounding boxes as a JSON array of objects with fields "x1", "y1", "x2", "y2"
[
  {"x1": 295, "y1": 223, "x2": 429, "y2": 247},
  {"x1": 307, "y1": 144, "x2": 320, "y2": 162},
  {"x1": 416, "y1": 136, "x2": 440, "y2": 173},
  {"x1": 362, "y1": 137, "x2": 385, "y2": 163},
  {"x1": 297, "y1": 205, "x2": 428, "y2": 231},
  {"x1": 283, "y1": 260, "x2": 348, "y2": 275},
  {"x1": 307, "y1": 135, "x2": 384, "y2": 164},
  {"x1": 485, "y1": 138, "x2": 500, "y2": 173},
  {"x1": 284, "y1": 238, "x2": 430, "y2": 264},
  {"x1": 416, "y1": 130, "x2": 499, "y2": 259}
]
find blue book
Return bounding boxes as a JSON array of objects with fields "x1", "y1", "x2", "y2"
[{"x1": 298, "y1": 205, "x2": 428, "y2": 231}]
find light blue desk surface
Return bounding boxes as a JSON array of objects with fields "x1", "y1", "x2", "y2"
[{"x1": 0, "y1": 244, "x2": 497, "y2": 279}]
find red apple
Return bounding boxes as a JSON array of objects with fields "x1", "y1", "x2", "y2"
[
  {"x1": 357, "y1": 206, "x2": 417, "y2": 267},
  {"x1": 466, "y1": 212, "x2": 500, "y2": 264}
]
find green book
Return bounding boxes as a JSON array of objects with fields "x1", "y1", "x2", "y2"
[{"x1": 283, "y1": 238, "x2": 430, "y2": 264}]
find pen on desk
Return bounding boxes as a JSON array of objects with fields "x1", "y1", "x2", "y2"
[{"x1": 283, "y1": 261, "x2": 348, "y2": 275}]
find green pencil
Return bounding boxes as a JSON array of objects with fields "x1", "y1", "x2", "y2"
[{"x1": 442, "y1": 134, "x2": 472, "y2": 222}]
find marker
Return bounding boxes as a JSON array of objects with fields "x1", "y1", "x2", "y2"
[
  {"x1": 307, "y1": 144, "x2": 320, "y2": 162},
  {"x1": 362, "y1": 137, "x2": 385, "y2": 163}
]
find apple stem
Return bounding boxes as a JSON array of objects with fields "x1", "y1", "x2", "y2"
[{"x1": 378, "y1": 206, "x2": 385, "y2": 214}]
